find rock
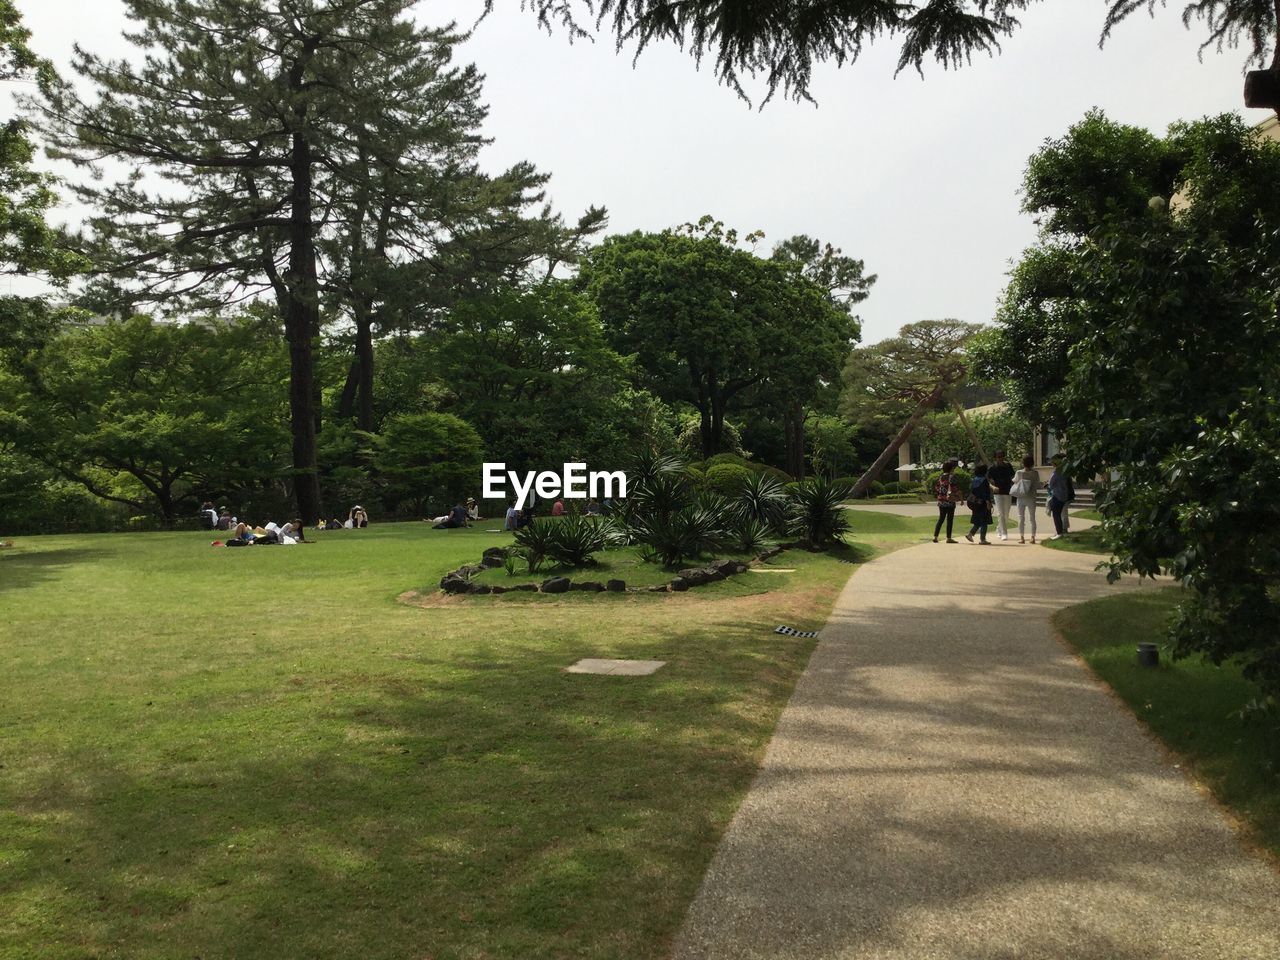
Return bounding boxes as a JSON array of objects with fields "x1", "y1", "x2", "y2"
[
  {"x1": 512, "y1": 583, "x2": 538, "y2": 592},
  {"x1": 570, "y1": 581, "x2": 605, "y2": 592},
  {"x1": 482, "y1": 546, "x2": 507, "y2": 559},
  {"x1": 466, "y1": 582, "x2": 492, "y2": 595},
  {"x1": 648, "y1": 584, "x2": 669, "y2": 592},
  {"x1": 678, "y1": 566, "x2": 724, "y2": 587},
  {"x1": 440, "y1": 575, "x2": 471, "y2": 594},
  {"x1": 480, "y1": 555, "x2": 505, "y2": 568},
  {"x1": 755, "y1": 546, "x2": 783, "y2": 561},
  {"x1": 606, "y1": 579, "x2": 626, "y2": 592},
  {"x1": 540, "y1": 577, "x2": 571, "y2": 594},
  {"x1": 490, "y1": 585, "x2": 507, "y2": 595},
  {"x1": 711, "y1": 559, "x2": 741, "y2": 576},
  {"x1": 457, "y1": 563, "x2": 486, "y2": 578},
  {"x1": 669, "y1": 578, "x2": 690, "y2": 592}
]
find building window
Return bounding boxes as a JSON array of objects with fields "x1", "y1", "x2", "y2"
[{"x1": 1041, "y1": 430, "x2": 1062, "y2": 464}]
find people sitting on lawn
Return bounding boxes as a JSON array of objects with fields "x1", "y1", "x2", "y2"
[
  {"x1": 346, "y1": 505, "x2": 369, "y2": 528},
  {"x1": 216, "y1": 508, "x2": 234, "y2": 531},
  {"x1": 199, "y1": 501, "x2": 218, "y2": 529},
  {"x1": 585, "y1": 498, "x2": 601, "y2": 516},
  {"x1": 466, "y1": 497, "x2": 482, "y2": 521},
  {"x1": 519, "y1": 503, "x2": 536, "y2": 527},
  {"x1": 551, "y1": 498, "x2": 565, "y2": 516},
  {"x1": 433, "y1": 502, "x2": 470, "y2": 529}
]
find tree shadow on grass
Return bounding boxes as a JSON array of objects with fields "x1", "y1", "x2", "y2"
[{"x1": 0, "y1": 546, "x2": 109, "y2": 593}]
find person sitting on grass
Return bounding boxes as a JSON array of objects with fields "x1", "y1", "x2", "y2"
[
  {"x1": 585, "y1": 498, "x2": 601, "y2": 516},
  {"x1": 433, "y1": 502, "x2": 470, "y2": 530},
  {"x1": 551, "y1": 498, "x2": 565, "y2": 517},
  {"x1": 216, "y1": 508, "x2": 233, "y2": 531},
  {"x1": 466, "y1": 498, "x2": 482, "y2": 521}
]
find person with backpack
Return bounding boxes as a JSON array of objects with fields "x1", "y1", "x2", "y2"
[
  {"x1": 965, "y1": 463, "x2": 995, "y2": 544},
  {"x1": 1047, "y1": 456, "x2": 1073, "y2": 539},
  {"x1": 1011, "y1": 455, "x2": 1040, "y2": 544},
  {"x1": 932, "y1": 460, "x2": 963, "y2": 543}
]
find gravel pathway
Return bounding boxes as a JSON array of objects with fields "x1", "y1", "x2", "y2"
[{"x1": 672, "y1": 540, "x2": 1280, "y2": 959}]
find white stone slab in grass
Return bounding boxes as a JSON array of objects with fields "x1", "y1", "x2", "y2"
[
  {"x1": 748, "y1": 567, "x2": 796, "y2": 573},
  {"x1": 565, "y1": 658, "x2": 666, "y2": 676}
]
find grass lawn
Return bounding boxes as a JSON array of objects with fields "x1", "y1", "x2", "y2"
[
  {"x1": 0, "y1": 512, "x2": 934, "y2": 959},
  {"x1": 1055, "y1": 588, "x2": 1280, "y2": 861},
  {"x1": 1042, "y1": 528, "x2": 1108, "y2": 555}
]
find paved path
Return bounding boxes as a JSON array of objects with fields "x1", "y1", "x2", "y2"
[{"x1": 673, "y1": 541, "x2": 1280, "y2": 959}]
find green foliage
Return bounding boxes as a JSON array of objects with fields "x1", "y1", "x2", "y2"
[
  {"x1": 1, "y1": 316, "x2": 288, "y2": 520},
  {"x1": 545, "y1": 514, "x2": 607, "y2": 569},
  {"x1": 737, "y1": 471, "x2": 789, "y2": 530},
  {"x1": 527, "y1": 0, "x2": 1276, "y2": 107},
  {"x1": 630, "y1": 503, "x2": 729, "y2": 569},
  {"x1": 513, "y1": 518, "x2": 556, "y2": 573},
  {"x1": 429, "y1": 283, "x2": 655, "y2": 470},
  {"x1": 987, "y1": 110, "x2": 1280, "y2": 697},
  {"x1": 704, "y1": 452, "x2": 748, "y2": 469},
  {"x1": 730, "y1": 517, "x2": 771, "y2": 553},
  {"x1": 581, "y1": 227, "x2": 857, "y2": 458},
  {"x1": 807, "y1": 415, "x2": 859, "y2": 477},
  {"x1": 369, "y1": 412, "x2": 483, "y2": 518},
  {"x1": 703, "y1": 462, "x2": 753, "y2": 496},
  {"x1": 846, "y1": 478, "x2": 882, "y2": 498},
  {"x1": 787, "y1": 476, "x2": 852, "y2": 547}
]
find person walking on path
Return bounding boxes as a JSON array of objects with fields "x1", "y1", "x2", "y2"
[
  {"x1": 932, "y1": 459, "x2": 963, "y2": 543},
  {"x1": 987, "y1": 451, "x2": 1015, "y2": 541},
  {"x1": 1047, "y1": 456, "x2": 1074, "y2": 539},
  {"x1": 1012, "y1": 454, "x2": 1040, "y2": 543},
  {"x1": 965, "y1": 463, "x2": 994, "y2": 544}
]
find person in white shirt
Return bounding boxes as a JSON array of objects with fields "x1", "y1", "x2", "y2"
[{"x1": 1012, "y1": 455, "x2": 1040, "y2": 544}]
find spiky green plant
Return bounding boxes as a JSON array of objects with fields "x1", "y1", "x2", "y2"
[{"x1": 787, "y1": 476, "x2": 853, "y2": 547}]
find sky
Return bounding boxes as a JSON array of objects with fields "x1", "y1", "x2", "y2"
[{"x1": 10, "y1": 0, "x2": 1271, "y2": 343}]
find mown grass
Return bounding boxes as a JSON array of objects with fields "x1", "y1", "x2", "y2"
[
  {"x1": 1042, "y1": 528, "x2": 1108, "y2": 555},
  {"x1": 1055, "y1": 588, "x2": 1280, "y2": 860},
  {"x1": 0, "y1": 513, "x2": 933, "y2": 959}
]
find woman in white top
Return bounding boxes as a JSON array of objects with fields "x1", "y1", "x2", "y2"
[{"x1": 1012, "y1": 455, "x2": 1040, "y2": 544}]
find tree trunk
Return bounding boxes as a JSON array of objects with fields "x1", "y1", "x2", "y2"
[
  {"x1": 285, "y1": 124, "x2": 324, "y2": 524},
  {"x1": 710, "y1": 394, "x2": 726, "y2": 458},
  {"x1": 951, "y1": 399, "x2": 989, "y2": 464},
  {"x1": 337, "y1": 358, "x2": 359, "y2": 421},
  {"x1": 850, "y1": 382, "x2": 946, "y2": 498},
  {"x1": 784, "y1": 400, "x2": 806, "y2": 479},
  {"x1": 354, "y1": 303, "x2": 375, "y2": 432}
]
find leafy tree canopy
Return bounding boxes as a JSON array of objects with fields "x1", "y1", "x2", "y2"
[{"x1": 523, "y1": 0, "x2": 1278, "y2": 105}]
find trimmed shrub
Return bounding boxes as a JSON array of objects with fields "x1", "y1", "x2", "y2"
[
  {"x1": 684, "y1": 466, "x2": 707, "y2": 490},
  {"x1": 704, "y1": 463, "x2": 753, "y2": 496},
  {"x1": 758, "y1": 465, "x2": 794, "y2": 484},
  {"x1": 875, "y1": 493, "x2": 926, "y2": 503},
  {"x1": 705, "y1": 452, "x2": 749, "y2": 469}
]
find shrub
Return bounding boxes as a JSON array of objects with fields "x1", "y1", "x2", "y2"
[
  {"x1": 684, "y1": 466, "x2": 707, "y2": 490},
  {"x1": 546, "y1": 514, "x2": 606, "y2": 568},
  {"x1": 758, "y1": 465, "x2": 793, "y2": 484},
  {"x1": 513, "y1": 518, "x2": 557, "y2": 572},
  {"x1": 704, "y1": 463, "x2": 753, "y2": 496},
  {"x1": 875, "y1": 493, "x2": 925, "y2": 503},
  {"x1": 705, "y1": 452, "x2": 749, "y2": 469},
  {"x1": 737, "y1": 471, "x2": 788, "y2": 530},
  {"x1": 631, "y1": 503, "x2": 728, "y2": 568},
  {"x1": 788, "y1": 476, "x2": 853, "y2": 547},
  {"x1": 731, "y1": 517, "x2": 771, "y2": 553}
]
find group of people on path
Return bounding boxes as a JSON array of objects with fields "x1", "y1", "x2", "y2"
[{"x1": 932, "y1": 453, "x2": 1075, "y2": 545}]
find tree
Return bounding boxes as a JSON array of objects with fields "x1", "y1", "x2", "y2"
[
  {"x1": 840, "y1": 319, "x2": 982, "y2": 497},
  {"x1": 767, "y1": 234, "x2": 874, "y2": 478},
  {"x1": 580, "y1": 224, "x2": 859, "y2": 459},
  {"x1": 526, "y1": 1, "x2": 1280, "y2": 109},
  {"x1": 2, "y1": 316, "x2": 289, "y2": 520},
  {"x1": 368, "y1": 412, "x2": 483, "y2": 516},
  {"x1": 34, "y1": 0, "x2": 562, "y2": 522},
  {"x1": 980, "y1": 110, "x2": 1280, "y2": 698}
]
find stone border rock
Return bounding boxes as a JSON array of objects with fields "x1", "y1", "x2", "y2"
[{"x1": 439, "y1": 542, "x2": 812, "y2": 596}]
